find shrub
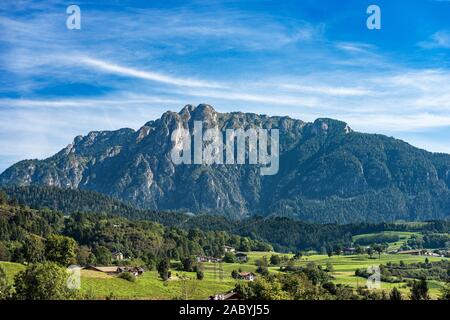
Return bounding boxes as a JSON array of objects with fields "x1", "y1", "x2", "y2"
[
  {"x1": 196, "y1": 270, "x2": 204, "y2": 280},
  {"x1": 118, "y1": 272, "x2": 136, "y2": 282}
]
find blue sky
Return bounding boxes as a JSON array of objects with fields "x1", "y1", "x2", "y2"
[{"x1": 1, "y1": 0, "x2": 450, "y2": 173}]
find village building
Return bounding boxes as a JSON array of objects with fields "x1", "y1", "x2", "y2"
[
  {"x1": 237, "y1": 272, "x2": 255, "y2": 281},
  {"x1": 84, "y1": 265, "x2": 144, "y2": 276},
  {"x1": 118, "y1": 266, "x2": 145, "y2": 276},
  {"x1": 396, "y1": 249, "x2": 425, "y2": 256},
  {"x1": 112, "y1": 251, "x2": 124, "y2": 261},
  {"x1": 223, "y1": 246, "x2": 235, "y2": 253},
  {"x1": 343, "y1": 247, "x2": 356, "y2": 255},
  {"x1": 209, "y1": 291, "x2": 242, "y2": 300},
  {"x1": 196, "y1": 256, "x2": 223, "y2": 263},
  {"x1": 84, "y1": 266, "x2": 119, "y2": 275}
]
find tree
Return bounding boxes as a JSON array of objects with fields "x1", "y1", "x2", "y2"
[
  {"x1": 178, "y1": 274, "x2": 198, "y2": 300},
  {"x1": 389, "y1": 287, "x2": 402, "y2": 300},
  {"x1": 157, "y1": 258, "x2": 170, "y2": 281},
  {"x1": 303, "y1": 262, "x2": 331, "y2": 285},
  {"x1": 355, "y1": 246, "x2": 365, "y2": 256},
  {"x1": 0, "y1": 191, "x2": 7, "y2": 205},
  {"x1": 440, "y1": 281, "x2": 450, "y2": 300},
  {"x1": 13, "y1": 262, "x2": 74, "y2": 300},
  {"x1": 410, "y1": 278, "x2": 430, "y2": 300},
  {"x1": 0, "y1": 242, "x2": 11, "y2": 262},
  {"x1": 23, "y1": 235, "x2": 45, "y2": 263},
  {"x1": 223, "y1": 252, "x2": 236, "y2": 263},
  {"x1": 231, "y1": 269, "x2": 239, "y2": 279},
  {"x1": 366, "y1": 247, "x2": 374, "y2": 259},
  {"x1": 182, "y1": 257, "x2": 196, "y2": 272},
  {"x1": 235, "y1": 276, "x2": 290, "y2": 300},
  {"x1": 94, "y1": 246, "x2": 112, "y2": 266},
  {"x1": 293, "y1": 251, "x2": 303, "y2": 260},
  {"x1": 270, "y1": 255, "x2": 281, "y2": 266},
  {"x1": 326, "y1": 246, "x2": 333, "y2": 258},
  {"x1": 0, "y1": 266, "x2": 12, "y2": 300},
  {"x1": 373, "y1": 244, "x2": 384, "y2": 259},
  {"x1": 239, "y1": 239, "x2": 251, "y2": 252},
  {"x1": 76, "y1": 245, "x2": 95, "y2": 266},
  {"x1": 255, "y1": 257, "x2": 269, "y2": 276},
  {"x1": 325, "y1": 262, "x2": 334, "y2": 272},
  {"x1": 196, "y1": 270, "x2": 204, "y2": 280},
  {"x1": 45, "y1": 234, "x2": 77, "y2": 266}
]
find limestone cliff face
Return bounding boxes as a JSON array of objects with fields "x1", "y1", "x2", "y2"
[{"x1": 1, "y1": 104, "x2": 450, "y2": 223}]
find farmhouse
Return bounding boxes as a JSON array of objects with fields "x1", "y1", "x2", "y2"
[
  {"x1": 112, "y1": 251, "x2": 124, "y2": 261},
  {"x1": 84, "y1": 265, "x2": 145, "y2": 276},
  {"x1": 343, "y1": 247, "x2": 356, "y2": 255},
  {"x1": 118, "y1": 266, "x2": 145, "y2": 276},
  {"x1": 223, "y1": 246, "x2": 235, "y2": 253},
  {"x1": 84, "y1": 266, "x2": 119, "y2": 275},
  {"x1": 238, "y1": 272, "x2": 255, "y2": 281},
  {"x1": 196, "y1": 256, "x2": 223, "y2": 263},
  {"x1": 396, "y1": 249, "x2": 425, "y2": 256}
]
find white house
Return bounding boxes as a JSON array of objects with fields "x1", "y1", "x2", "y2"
[
  {"x1": 223, "y1": 246, "x2": 235, "y2": 253},
  {"x1": 238, "y1": 272, "x2": 255, "y2": 281}
]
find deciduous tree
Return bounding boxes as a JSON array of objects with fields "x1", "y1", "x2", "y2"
[
  {"x1": 13, "y1": 262, "x2": 74, "y2": 300},
  {"x1": 45, "y1": 234, "x2": 77, "y2": 266}
]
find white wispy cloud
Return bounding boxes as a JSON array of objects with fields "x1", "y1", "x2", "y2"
[
  {"x1": 334, "y1": 42, "x2": 376, "y2": 54},
  {"x1": 279, "y1": 83, "x2": 373, "y2": 97},
  {"x1": 1, "y1": 0, "x2": 450, "y2": 173},
  {"x1": 418, "y1": 30, "x2": 450, "y2": 49},
  {"x1": 179, "y1": 88, "x2": 320, "y2": 107},
  {"x1": 0, "y1": 96, "x2": 183, "y2": 108},
  {"x1": 342, "y1": 113, "x2": 450, "y2": 132},
  {"x1": 79, "y1": 57, "x2": 224, "y2": 89}
]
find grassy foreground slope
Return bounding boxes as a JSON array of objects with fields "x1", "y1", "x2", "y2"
[{"x1": 2, "y1": 252, "x2": 448, "y2": 299}]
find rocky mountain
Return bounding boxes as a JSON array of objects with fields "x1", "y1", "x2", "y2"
[{"x1": 1, "y1": 104, "x2": 450, "y2": 223}]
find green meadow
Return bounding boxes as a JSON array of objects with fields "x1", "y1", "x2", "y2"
[
  {"x1": 352, "y1": 231, "x2": 420, "y2": 250},
  {"x1": 1, "y1": 252, "x2": 448, "y2": 299},
  {"x1": 293, "y1": 253, "x2": 448, "y2": 298}
]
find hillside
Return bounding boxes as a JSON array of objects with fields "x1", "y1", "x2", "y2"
[
  {"x1": 1, "y1": 195, "x2": 448, "y2": 300},
  {"x1": 1, "y1": 104, "x2": 450, "y2": 223},
  {"x1": 2, "y1": 187, "x2": 449, "y2": 253}
]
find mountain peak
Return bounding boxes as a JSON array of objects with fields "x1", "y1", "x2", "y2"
[
  {"x1": 179, "y1": 103, "x2": 216, "y2": 114},
  {"x1": 1, "y1": 105, "x2": 449, "y2": 223},
  {"x1": 311, "y1": 118, "x2": 352, "y2": 135}
]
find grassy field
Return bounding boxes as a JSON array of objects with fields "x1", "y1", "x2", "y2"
[
  {"x1": 352, "y1": 231, "x2": 420, "y2": 250},
  {"x1": 79, "y1": 253, "x2": 270, "y2": 299},
  {"x1": 1, "y1": 251, "x2": 448, "y2": 299},
  {"x1": 293, "y1": 253, "x2": 447, "y2": 298},
  {"x1": 0, "y1": 261, "x2": 25, "y2": 281}
]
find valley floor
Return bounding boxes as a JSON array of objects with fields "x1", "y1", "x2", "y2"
[{"x1": 1, "y1": 252, "x2": 448, "y2": 300}]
